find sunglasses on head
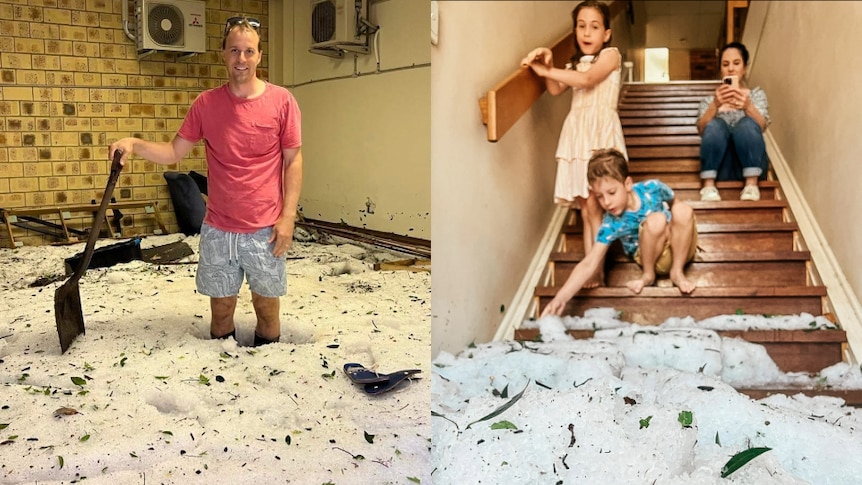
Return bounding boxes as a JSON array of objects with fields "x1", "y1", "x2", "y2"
[{"x1": 223, "y1": 17, "x2": 261, "y2": 36}]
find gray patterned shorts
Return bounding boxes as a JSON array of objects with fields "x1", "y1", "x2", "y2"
[{"x1": 196, "y1": 222, "x2": 287, "y2": 298}]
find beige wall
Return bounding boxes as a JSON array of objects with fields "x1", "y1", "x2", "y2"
[
  {"x1": 272, "y1": 0, "x2": 430, "y2": 238},
  {"x1": 742, "y1": 1, "x2": 862, "y2": 324}
]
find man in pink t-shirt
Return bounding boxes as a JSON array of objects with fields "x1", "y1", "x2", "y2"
[{"x1": 110, "y1": 17, "x2": 302, "y2": 347}]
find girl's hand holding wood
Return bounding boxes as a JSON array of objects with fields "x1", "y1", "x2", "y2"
[
  {"x1": 528, "y1": 61, "x2": 551, "y2": 77},
  {"x1": 521, "y1": 47, "x2": 552, "y2": 67}
]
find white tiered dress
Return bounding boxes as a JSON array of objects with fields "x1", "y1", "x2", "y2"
[{"x1": 554, "y1": 47, "x2": 628, "y2": 205}]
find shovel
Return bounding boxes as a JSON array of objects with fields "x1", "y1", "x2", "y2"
[{"x1": 54, "y1": 150, "x2": 124, "y2": 353}]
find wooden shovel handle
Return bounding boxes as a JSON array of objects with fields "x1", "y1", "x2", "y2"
[{"x1": 68, "y1": 151, "x2": 124, "y2": 283}]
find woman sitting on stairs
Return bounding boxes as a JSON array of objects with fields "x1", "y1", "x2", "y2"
[{"x1": 696, "y1": 42, "x2": 770, "y2": 202}]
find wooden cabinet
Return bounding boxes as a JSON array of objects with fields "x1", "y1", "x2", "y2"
[{"x1": 689, "y1": 49, "x2": 718, "y2": 81}]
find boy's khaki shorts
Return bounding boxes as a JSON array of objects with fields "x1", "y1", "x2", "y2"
[{"x1": 633, "y1": 216, "x2": 698, "y2": 275}]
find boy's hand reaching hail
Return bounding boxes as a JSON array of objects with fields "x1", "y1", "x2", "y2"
[{"x1": 540, "y1": 296, "x2": 567, "y2": 318}]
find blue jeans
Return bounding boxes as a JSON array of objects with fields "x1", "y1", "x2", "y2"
[{"x1": 699, "y1": 117, "x2": 767, "y2": 181}]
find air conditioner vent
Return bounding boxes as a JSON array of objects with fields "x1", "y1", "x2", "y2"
[
  {"x1": 311, "y1": 0, "x2": 337, "y2": 44},
  {"x1": 135, "y1": 0, "x2": 206, "y2": 58},
  {"x1": 309, "y1": 0, "x2": 377, "y2": 58},
  {"x1": 148, "y1": 4, "x2": 184, "y2": 46}
]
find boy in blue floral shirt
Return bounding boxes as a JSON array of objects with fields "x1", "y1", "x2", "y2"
[{"x1": 542, "y1": 149, "x2": 698, "y2": 317}]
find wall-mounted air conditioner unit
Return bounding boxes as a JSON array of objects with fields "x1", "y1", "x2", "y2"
[
  {"x1": 310, "y1": 0, "x2": 375, "y2": 58},
  {"x1": 135, "y1": 0, "x2": 206, "y2": 58}
]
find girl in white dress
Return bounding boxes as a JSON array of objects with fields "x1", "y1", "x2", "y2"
[{"x1": 522, "y1": 0, "x2": 628, "y2": 287}]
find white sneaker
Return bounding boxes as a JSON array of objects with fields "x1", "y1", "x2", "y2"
[
  {"x1": 699, "y1": 186, "x2": 721, "y2": 202},
  {"x1": 740, "y1": 185, "x2": 760, "y2": 201}
]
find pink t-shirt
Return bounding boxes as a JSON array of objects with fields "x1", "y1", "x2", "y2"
[{"x1": 178, "y1": 82, "x2": 302, "y2": 233}]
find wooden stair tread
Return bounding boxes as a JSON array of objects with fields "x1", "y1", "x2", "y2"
[
  {"x1": 737, "y1": 389, "x2": 862, "y2": 405},
  {"x1": 550, "y1": 250, "x2": 812, "y2": 263},
  {"x1": 514, "y1": 328, "x2": 846, "y2": 343},
  {"x1": 562, "y1": 222, "x2": 799, "y2": 234},
  {"x1": 534, "y1": 286, "x2": 826, "y2": 297},
  {"x1": 666, "y1": 180, "x2": 781, "y2": 189},
  {"x1": 514, "y1": 328, "x2": 846, "y2": 375}
]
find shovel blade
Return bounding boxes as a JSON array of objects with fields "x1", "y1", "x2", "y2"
[{"x1": 54, "y1": 280, "x2": 86, "y2": 353}]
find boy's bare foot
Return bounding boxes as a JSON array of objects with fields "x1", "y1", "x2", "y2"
[
  {"x1": 583, "y1": 270, "x2": 605, "y2": 289},
  {"x1": 626, "y1": 273, "x2": 655, "y2": 294},
  {"x1": 670, "y1": 270, "x2": 696, "y2": 294}
]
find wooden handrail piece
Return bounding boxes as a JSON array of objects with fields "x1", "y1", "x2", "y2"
[{"x1": 480, "y1": 31, "x2": 574, "y2": 142}]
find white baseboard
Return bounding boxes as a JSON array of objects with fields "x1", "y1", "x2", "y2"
[
  {"x1": 765, "y1": 131, "x2": 862, "y2": 364},
  {"x1": 493, "y1": 205, "x2": 568, "y2": 342}
]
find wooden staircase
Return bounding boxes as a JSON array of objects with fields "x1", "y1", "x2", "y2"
[{"x1": 516, "y1": 82, "x2": 861, "y2": 404}]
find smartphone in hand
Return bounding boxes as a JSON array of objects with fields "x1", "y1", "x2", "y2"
[{"x1": 722, "y1": 75, "x2": 739, "y2": 90}]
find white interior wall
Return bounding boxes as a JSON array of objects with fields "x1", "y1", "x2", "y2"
[{"x1": 271, "y1": 0, "x2": 430, "y2": 238}]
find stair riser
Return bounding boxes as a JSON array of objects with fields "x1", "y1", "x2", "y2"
[
  {"x1": 563, "y1": 229, "x2": 796, "y2": 253},
  {"x1": 696, "y1": 232, "x2": 795, "y2": 252},
  {"x1": 629, "y1": 160, "x2": 701, "y2": 172},
  {"x1": 626, "y1": 135, "x2": 702, "y2": 146},
  {"x1": 514, "y1": 328, "x2": 844, "y2": 374},
  {"x1": 632, "y1": 173, "x2": 703, "y2": 184},
  {"x1": 551, "y1": 261, "x2": 809, "y2": 288},
  {"x1": 620, "y1": 96, "x2": 706, "y2": 104},
  {"x1": 693, "y1": 209, "x2": 785, "y2": 224},
  {"x1": 538, "y1": 296, "x2": 824, "y2": 323},
  {"x1": 628, "y1": 146, "x2": 700, "y2": 158},
  {"x1": 621, "y1": 117, "x2": 698, "y2": 127},
  {"x1": 620, "y1": 103, "x2": 701, "y2": 110},
  {"x1": 623, "y1": 86, "x2": 717, "y2": 95},
  {"x1": 624, "y1": 126, "x2": 699, "y2": 136}
]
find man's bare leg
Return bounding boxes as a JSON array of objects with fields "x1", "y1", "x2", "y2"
[
  {"x1": 211, "y1": 296, "x2": 237, "y2": 338},
  {"x1": 669, "y1": 204, "x2": 697, "y2": 294},
  {"x1": 251, "y1": 292, "x2": 281, "y2": 344},
  {"x1": 627, "y1": 213, "x2": 665, "y2": 294}
]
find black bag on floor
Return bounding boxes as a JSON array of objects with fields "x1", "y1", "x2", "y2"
[{"x1": 164, "y1": 171, "x2": 206, "y2": 236}]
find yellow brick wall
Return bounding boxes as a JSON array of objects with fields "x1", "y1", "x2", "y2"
[{"x1": 0, "y1": 0, "x2": 269, "y2": 246}]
